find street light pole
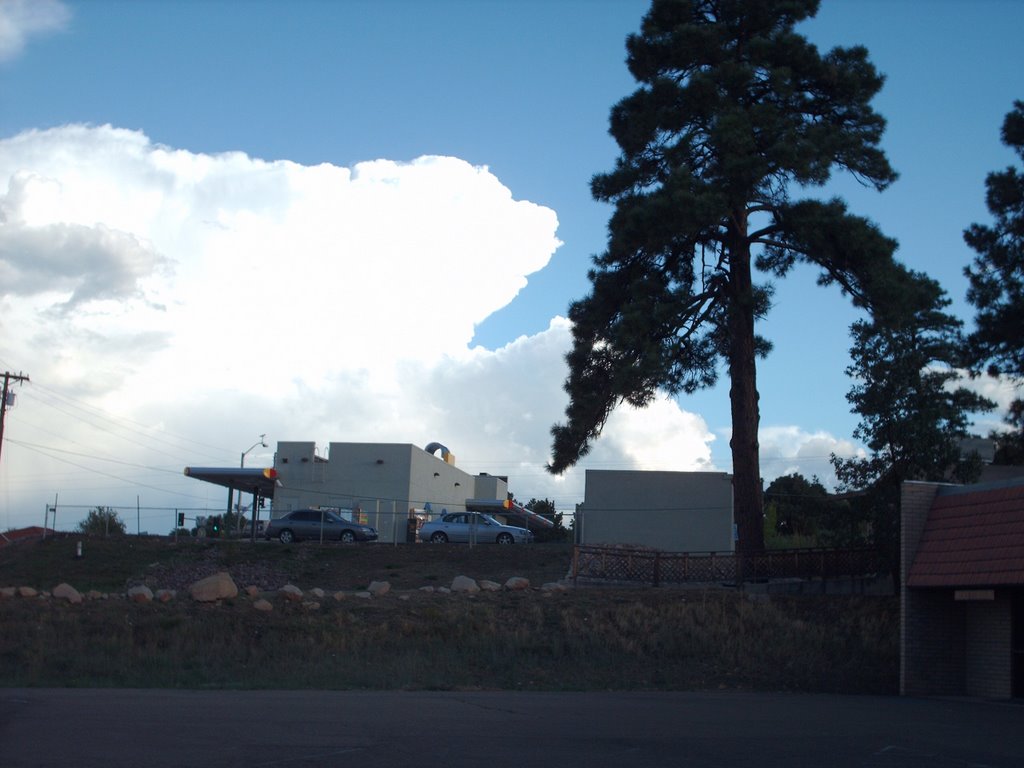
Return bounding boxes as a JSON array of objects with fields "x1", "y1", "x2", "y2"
[{"x1": 228, "y1": 434, "x2": 267, "y2": 527}]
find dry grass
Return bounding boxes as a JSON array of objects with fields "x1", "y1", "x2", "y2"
[{"x1": 0, "y1": 535, "x2": 898, "y2": 692}]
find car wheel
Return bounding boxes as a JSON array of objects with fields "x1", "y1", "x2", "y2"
[
  {"x1": 279, "y1": 529, "x2": 294, "y2": 544},
  {"x1": 340, "y1": 530, "x2": 356, "y2": 543},
  {"x1": 430, "y1": 531, "x2": 448, "y2": 544},
  {"x1": 496, "y1": 532, "x2": 514, "y2": 545}
]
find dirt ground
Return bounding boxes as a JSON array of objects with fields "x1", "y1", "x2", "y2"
[{"x1": 143, "y1": 539, "x2": 576, "y2": 594}]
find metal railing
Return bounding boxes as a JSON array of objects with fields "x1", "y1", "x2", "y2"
[{"x1": 571, "y1": 544, "x2": 884, "y2": 586}]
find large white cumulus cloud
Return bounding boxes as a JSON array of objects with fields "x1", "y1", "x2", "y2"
[
  {"x1": 0, "y1": 125, "x2": 720, "y2": 519},
  {"x1": 0, "y1": 125, "x2": 561, "y2": 400}
]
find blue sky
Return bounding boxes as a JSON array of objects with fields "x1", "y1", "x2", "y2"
[{"x1": 0, "y1": 0, "x2": 1021, "y2": 531}]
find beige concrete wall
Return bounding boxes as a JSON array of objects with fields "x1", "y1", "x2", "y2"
[{"x1": 473, "y1": 473, "x2": 508, "y2": 502}]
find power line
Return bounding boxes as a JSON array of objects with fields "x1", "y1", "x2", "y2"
[
  {"x1": 11, "y1": 439, "x2": 212, "y2": 502},
  {"x1": 21, "y1": 383, "x2": 230, "y2": 462},
  {"x1": 7, "y1": 439, "x2": 190, "y2": 476}
]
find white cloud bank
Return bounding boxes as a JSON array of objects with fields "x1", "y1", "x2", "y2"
[
  {"x1": 0, "y1": 0, "x2": 69, "y2": 62},
  {"x1": 1, "y1": 125, "x2": 730, "y2": 526},
  {"x1": 757, "y1": 426, "x2": 864, "y2": 489}
]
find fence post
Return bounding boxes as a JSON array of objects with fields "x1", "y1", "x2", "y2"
[{"x1": 653, "y1": 551, "x2": 660, "y2": 587}]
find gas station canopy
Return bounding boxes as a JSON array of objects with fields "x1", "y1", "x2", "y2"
[{"x1": 183, "y1": 467, "x2": 279, "y2": 498}]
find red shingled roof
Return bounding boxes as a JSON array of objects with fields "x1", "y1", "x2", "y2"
[
  {"x1": 907, "y1": 482, "x2": 1024, "y2": 587},
  {"x1": 0, "y1": 526, "x2": 55, "y2": 548}
]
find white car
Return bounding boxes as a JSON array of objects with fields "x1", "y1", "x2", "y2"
[{"x1": 418, "y1": 512, "x2": 532, "y2": 544}]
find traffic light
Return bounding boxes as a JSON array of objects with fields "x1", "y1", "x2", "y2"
[{"x1": 177, "y1": 512, "x2": 185, "y2": 527}]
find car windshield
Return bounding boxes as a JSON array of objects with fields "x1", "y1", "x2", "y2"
[{"x1": 479, "y1": 515, "x2": 501, "y2": 526}]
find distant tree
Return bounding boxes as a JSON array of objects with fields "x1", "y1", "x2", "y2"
[
  {"x1": 525, "y1": 497, "x2": 568, "y2": 543},
  {"x1": 525, "y1": 497, "x2": 559, "y2": 522},
  {"x1": 764, "y1": 473, "x2": 830, "y2": 537},
  {"x1": 224, "y1": 507, "x2": 252, "y2": 535},
  {"x1": 548, "y1": 0, "x2": 916, "y2": 554},
  {"x1": 76, "y1": 507, "x2": 127, "y2": 536},
  {"x1": 993, "y1": 401, "x2": 1024, "y2": 465},
  {"x1": 831, "y1": 276, "x2": 993, "y2": 555},
  {"x1": 964, "y1": 100, "x2": 1024, "y2": 454}
]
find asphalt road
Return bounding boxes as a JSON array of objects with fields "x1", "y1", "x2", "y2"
[{"x1": 0, "y1": 689, "x2": 1021, "y2": 767}]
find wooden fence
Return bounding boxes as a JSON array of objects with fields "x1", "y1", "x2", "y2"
[{"x1": 571, "y1": 544, "x2": 885, "y2": 586}]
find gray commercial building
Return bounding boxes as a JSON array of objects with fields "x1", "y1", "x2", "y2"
[{"x1": 579, "y1": 470, "x2": 735, "y2": 552}]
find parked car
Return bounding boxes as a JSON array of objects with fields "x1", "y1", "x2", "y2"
[
  {"x1": 418, "y1": 512, "x2": 532, "y2": 544},
  {"x1": 265, "y1": 509, "x2": 378, "y2": 544}
]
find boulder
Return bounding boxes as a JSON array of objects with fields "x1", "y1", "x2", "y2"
[
  {"x1": 479, "y1": 580, "x2": 501, "y2": 592},
  {"x1": 189, "y1": 572, "x2": 238, "y2": 602},
  {"x1": 302, "y1": 601, "x2": 321, "y2": 611},
  {"x1": 310, "y1": 588, "x2": 326, "y2": 599},
  {"x1": 52, "y1": 583, "x2": 83, "y2": 604},
  {"x1": 418, "y1": 586, "x2": 435, "y2": 593},
  {"x1": 451, "y1": 575, "x2": 479, "y2": 593},
  {"x1": 279, "y1": 584, "x2": 303, "y2": 602},
  {"x1": 253, "y1": 598, "x2": 273, "y2": 612},
  {"x1": 1, "y1": 587, "x2": 16, "y2": 598},
  {"x1": 332, "y1": 591, "x2": 347, "y2": 601},
  {"x1": 155, "y1": 589, "x2": 176, "y2": 603},
  {"x1": 367, "y1": 580, "x2": 391, "y2": 597},
  {"x1": 541, "y1": 581, "x2": 569, "y2": 592},
  {"x1": 353, "y1": 591, "x2": 372, "y2": 599},
  {"x1": 127, "y1": 585, "x2": 153, "y2": 603},
  {"x1": 17, "y1": 586, "x2": 38, "y2": 598},
  {"x1": 244, "y1": 585, "x2": 260, "y2": 597},
  {"x1": 504, "y1": 577, "x2": 530, "y2": 591}
]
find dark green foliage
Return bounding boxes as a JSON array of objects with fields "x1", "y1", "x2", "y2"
[
  {"x1": 75, "y1": 507, "x2": 127, "y2": 536},
  {"x1": 524, "y1": 497, "x2": 569, "y2": 543},
  {"x1": 764, "y1": 473, "x2": 831, "y2": 537},
  {"x1": 964, "y1": 100, "x2": 1024, "y2": 450},
  {"x1": 993, "y1": 401, "x2": 1024, "y2": 464},
  {"x1": 834, "y1": 277, "x2": 992, "y2": 489},
  {"x1": 550, "y1": 0, "x2": 910, "y2": 553},
  {"x1": 831, "y1": 276, "x2": 993, "y2": 555}
]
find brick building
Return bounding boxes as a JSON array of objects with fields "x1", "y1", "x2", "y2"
[{"x1": 900, "y1": 479, "x2": 1024, "y2": 699}]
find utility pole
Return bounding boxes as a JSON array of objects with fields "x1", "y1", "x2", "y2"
[{"x1": 0, "y1": 371, "x2": 30, "y2": 470}]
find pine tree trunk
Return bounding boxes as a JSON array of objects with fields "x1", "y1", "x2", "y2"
[{"x1": 727, "y1": 233, "x2": 766, "y2": 554}]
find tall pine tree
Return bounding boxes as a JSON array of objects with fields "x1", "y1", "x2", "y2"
[
  {"x1": 964, "y1": 100, "x2": 1024, "y2": 458},
  {"x1": 549, "y1": 0, "x2": 913, "y2": 552},
  {"x1": 832, "y1": 276, "x2": 993, "y2": 558}
]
